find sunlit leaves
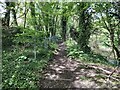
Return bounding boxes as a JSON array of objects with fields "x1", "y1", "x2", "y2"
[{"x1": 14, "y1": 28, "x2": 45, "y2": 44}]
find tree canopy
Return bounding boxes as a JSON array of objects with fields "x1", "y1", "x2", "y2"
[{"x1": 1, "y1": 1, "x2": 120, "y2": 88}]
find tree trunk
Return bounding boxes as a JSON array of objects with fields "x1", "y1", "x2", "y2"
[
  {"x1": 45, "y1": 14, "x2": 50, "y2": 37},
  {"x1": 3, "y1": 2, "x2": 10, "y2": 27},
  {"x1": 117, "y1": 28, "x2": 120, "y2": 46},
  {"x1": 61, "y1": 15, "x2": 67, "y2": 41},
  {"x1": 78, "y1": 3, "x2": 91, "y2": 53},
  {"x1": 49, "y1": 15, "x2": 55, "y2": 37},
  {"x1": 24, "y1": 2, "x2": 27, "y2": 28},
  {"x1": 30, "y1": 2, "x2": 37, "y2": 26},
  {"x1": 30, "y1": 2, "x2": 37, "y2": 60},
  {"x1": 11, "y1": 2, "x2": 18, "y2": 26},
  {"x1": 109, "y1": 29, "x2": 120, "y2": 65}
]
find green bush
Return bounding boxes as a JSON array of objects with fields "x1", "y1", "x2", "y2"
[
  {"x1": 66, "y1": 39, "x2": 115, "y2": 66},
  {"x1": 2, "y1": 48, "x2": 51, "y2": 88},
  {"x1": 2, "y1": 26, "x2": 59, "y2": 88}
]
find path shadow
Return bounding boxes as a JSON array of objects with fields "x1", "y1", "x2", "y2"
[{"x1": 38, "y1": 42, "x2": 120, "y2": 88}]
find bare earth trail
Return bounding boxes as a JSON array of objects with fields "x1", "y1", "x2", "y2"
[{"x1": 39, "y1": 42, "x2": 120, "y2": 88}]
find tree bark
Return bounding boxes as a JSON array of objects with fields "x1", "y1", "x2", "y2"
[
  {"x1": 11, "y1": 2, "x2": 18, "y2": 26},
  {"x1": 78, "y1": 3, "x2": 91, "y2": 53},
  {"x1": 61, "y1": 15, "x2": 67, "y2": 41},
  {"x1": 3, "y1": 2, "x2": 10, "y2": 27},
  {"x1": 24, "y1": 2, "x2": 27, "y2": 28}
]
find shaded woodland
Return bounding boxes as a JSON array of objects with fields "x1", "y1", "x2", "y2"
[{"x1": 1, "y1": 1, "x2": 120, "y2": 88}]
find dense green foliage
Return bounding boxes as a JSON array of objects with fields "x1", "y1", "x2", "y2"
[
  {"x1": 66, "y1": 38, "x2": 118, "y2": 66},
  {"x1": 1, "y1": 1, "x2": 120, "y2": 88},
  {"x1": 3, "y1": 50, "x2": 48, "y2": 88}
]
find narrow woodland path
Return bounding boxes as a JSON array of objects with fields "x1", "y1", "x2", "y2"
[{"x1": 39, "y1": 42, "x2": 120, "y2": 88}]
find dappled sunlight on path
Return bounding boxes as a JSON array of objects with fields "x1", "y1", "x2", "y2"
[{"x1": 39, "y1": 42, "x2": 120, "y2": 88}]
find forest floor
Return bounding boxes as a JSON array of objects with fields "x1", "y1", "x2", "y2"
[{"x1": 39, "y1": 42, "x2": 120, "y2": 88}]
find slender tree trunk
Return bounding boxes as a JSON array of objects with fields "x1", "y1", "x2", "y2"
[
  {"x1": 24, "y1": 2, "x2": 27, "y2": 28},
  {"x1": 45, "y1": 14, "x2": 50, "y2": 37},
  {"x1": 117, "y1": 29, "x2": 120, "y2": 46},
  {"x1": 11, "y1": 2, "x2": 18, "y2": 26},
  {"x1": 54, "y1": 15, "x2": 57, "y2": 36},
  {"x1": 61, "y1": 15, "x2": 67, "y2": 41},
  {"x1": 4, "y1": 2, "x2": 10, "y2": 27},
  {"x1": 49, "y1": 15, "x2": 55, "y2": 37},
  {"x1": 30, "y1": 2, "x2": 37, "y2": 60},
  {"x1": 52, "y1": 15, "x2": 55, "y2": 36}
]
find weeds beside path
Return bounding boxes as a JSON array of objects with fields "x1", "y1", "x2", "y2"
[{"x1": 39, "y1": 42, "x2": 120, "y2": 88}]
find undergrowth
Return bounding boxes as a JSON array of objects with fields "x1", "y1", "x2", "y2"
[
  {"x1": 2, "y1": 43, "x2": 57, "y2": 88},
  {"x1": 66, "y1": 38, "x2": 117, "y2": 67}
]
